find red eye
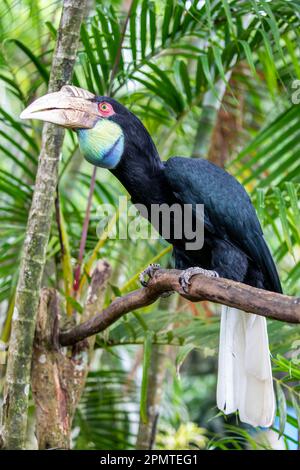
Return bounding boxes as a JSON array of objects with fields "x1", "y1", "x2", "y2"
[{"x1": 98, "y1": 101, "x2": 114, "y2": 117}]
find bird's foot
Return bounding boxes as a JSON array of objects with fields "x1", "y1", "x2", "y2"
[
  {"x1": 139, "y1": 263, "x2": 161, "y2": 287},
  {"x1": 179, "y1": 267, "x2": 219, "y2": 293},
  {"x1": 139, "y1": 264, "x2": 174, "y2": 297}
]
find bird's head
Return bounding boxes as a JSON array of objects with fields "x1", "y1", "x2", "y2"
[{"x1": 20, "y1": 85, "x2": 156, "y2": 169}]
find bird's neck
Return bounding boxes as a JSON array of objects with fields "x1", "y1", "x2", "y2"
[{"x1": 111, "y1": 145, "x2": 166, "y2": 205}]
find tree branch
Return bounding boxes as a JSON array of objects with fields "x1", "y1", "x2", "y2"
[{"x1": 60, "y1": 269, "x2": 300, "y2": 347}]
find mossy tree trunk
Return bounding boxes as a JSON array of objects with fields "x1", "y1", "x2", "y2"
[
  {"x1": 1, "y1": 0, "x2": 87, "y2": 449},
  {"x1": 31, "y1": 261, "x2": 111, "y2": 449}
]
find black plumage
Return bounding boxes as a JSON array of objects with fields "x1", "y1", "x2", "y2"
[
  {"x1": 21, "y1": 87, "x2": 281, "y2": 426},
  {"x1": 104, "y1": 97, "x2": 282, "y2": 295}
]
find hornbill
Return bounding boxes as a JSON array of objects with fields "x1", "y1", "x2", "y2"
[{"x1": 21, "y1": 85, "x2": 282, "y2": 427}]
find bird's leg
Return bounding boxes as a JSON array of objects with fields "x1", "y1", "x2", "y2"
[
  {"x1": 179, "y1": 267, "x2": 219, "y2": 293},
  {"x1": 139, "y1": 264, "x2": 174, "y2": 297},
  {"x1": 139, "y1": 263, "x2": 161, "y2": 287}
]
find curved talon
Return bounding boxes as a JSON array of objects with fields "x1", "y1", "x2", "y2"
[
  {"x1": 179, "y1": 267, "x2": 219, "y2": 293},
  {"x1": 139, "y1": 263, "x2": 161, "y2": 287}
]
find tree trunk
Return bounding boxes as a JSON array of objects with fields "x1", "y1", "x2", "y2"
[
  {"x1": 31, "y1": 261, "x2": 111, "y2": 449},
  {"x1": 1, "y1": 0, "x2": 87, "y2": 449},
  {"x1": 135, "y1": 345, "x2": 166, "y2": 450},
  {"x1": 192, "y1": 75, "x2": 231, "y2": 160},
  {"x1": 207, "y1": 65, "x2": 246, "y2": 168},
  {"x1": 135, "y1": 294, "x2": 177, "y2": 450}
]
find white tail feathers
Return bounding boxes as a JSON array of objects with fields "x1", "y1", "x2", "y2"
[{"x1": 217, "y1": 306, "x2": 275, "y2": 427}]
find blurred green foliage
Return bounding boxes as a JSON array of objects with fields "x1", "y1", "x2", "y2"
[{"x1": 0, "y1": 0, "x2": 299, "y2": 450}]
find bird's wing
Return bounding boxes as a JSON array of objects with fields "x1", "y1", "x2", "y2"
[{"x1": 164, "y1": 157, "x2": 282, "y2": 293}]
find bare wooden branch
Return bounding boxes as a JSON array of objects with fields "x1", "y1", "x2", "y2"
[{"x1": 60, "y1": 269, "x2": 300, "y2": 347}]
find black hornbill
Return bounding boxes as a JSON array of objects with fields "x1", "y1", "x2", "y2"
[{"x1": 21, "y1": 85, "x2": 282, "y2": 427}]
